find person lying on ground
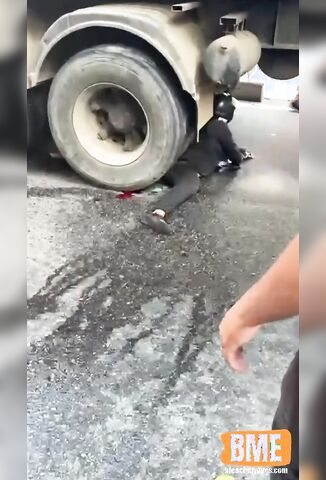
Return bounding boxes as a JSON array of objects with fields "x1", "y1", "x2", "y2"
[{"x1": 140, "y1": 92, "x2": 252, "y2": 235}]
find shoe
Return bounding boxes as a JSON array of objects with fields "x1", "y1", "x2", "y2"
[{"x1": 140, "y1": 213, "x2": 171, "y2": 235}]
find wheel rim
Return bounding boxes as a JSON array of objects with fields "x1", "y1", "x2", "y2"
[{"x1": 72, "y1": 83, "x2": 149, "y2": 167}]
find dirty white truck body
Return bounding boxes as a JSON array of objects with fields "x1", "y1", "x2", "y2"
[{"x1": 27, "y1": 1, "x2": 298, "y2": 190}]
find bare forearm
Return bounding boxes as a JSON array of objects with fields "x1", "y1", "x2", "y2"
[
  {"x1": 300, "y1": 234, "x2": 326, "y2": 332},
  {"x1": 231, "y1": 235, "x2": 299, "y2": 328}
]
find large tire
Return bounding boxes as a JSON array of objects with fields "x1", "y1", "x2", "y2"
[{"x1": 48, "y1": 44, "x2": 188, "y2": 191}]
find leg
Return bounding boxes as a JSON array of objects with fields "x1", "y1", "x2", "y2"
[
  {"x1": 271, "y1": 352, "x2": 299, "y2": 480},
  {"x1": 141, "y1": 164, "x2": 200, "y2": 234},
  {"x1": 156, "y1": 164, "x2": 200, "y2": 214}
]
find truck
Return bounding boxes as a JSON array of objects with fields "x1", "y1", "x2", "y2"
[{"x1": 27, "y1": 0, "x2": 299, "y2": 191}]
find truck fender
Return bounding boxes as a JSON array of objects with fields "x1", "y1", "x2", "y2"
[{"x1": 29, "y1": 4, "x2": 207, "y2": 99}]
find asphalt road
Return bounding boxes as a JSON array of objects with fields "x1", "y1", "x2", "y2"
[{"x1": 27, "y1": 101, "x2": 299, "y2": 480}]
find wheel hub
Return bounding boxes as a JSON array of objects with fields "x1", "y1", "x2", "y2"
[{"x1": 73, "y1": 83, "x2": 149, "y2": 167}]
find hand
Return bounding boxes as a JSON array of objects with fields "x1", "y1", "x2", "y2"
[
  {"x1": 241, "y1": 149, "x2": 254, "y2": 161},
  {"x1": 219, "y1": 306, "x2": 260, "y2": 372}
]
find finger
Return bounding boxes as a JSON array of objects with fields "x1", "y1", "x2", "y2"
[{"x1": 223, "y1": 345, "x2": 247, "y2": 372}]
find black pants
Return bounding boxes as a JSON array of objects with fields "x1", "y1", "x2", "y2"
[
  {"x1": 272, "y1": 352, "x2": 299, "y2": 479},
  {"x1": 152, "y1": 163, "x2": 200, "y2": 215}
]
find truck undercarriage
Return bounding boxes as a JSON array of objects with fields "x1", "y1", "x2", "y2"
[{"x1": 27, "y1": 0, "x2": 298, "y2": 190}]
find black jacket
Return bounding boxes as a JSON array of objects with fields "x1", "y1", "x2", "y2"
[{"x1": 183, "y1": 117, "x2": 243, "y2": 177}]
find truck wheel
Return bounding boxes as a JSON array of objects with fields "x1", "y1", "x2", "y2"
[{"x1": 48, "y1": 44, "x2": 188, "y2": 191}]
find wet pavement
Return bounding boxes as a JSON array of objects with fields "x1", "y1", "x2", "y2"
[{"x1": 27, "y1": 102, "x2": 299, "y2": 480}]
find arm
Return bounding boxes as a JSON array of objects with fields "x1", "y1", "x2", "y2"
[
  {"x1": 219, "y1": 235, "x2": 299, "y2": 371},
  {"x1": 300, "y1": 234, "x2": 326, "y2": 332},
  {"x1": 217, "y1": 121, "x2": 244, "y2": 166}
]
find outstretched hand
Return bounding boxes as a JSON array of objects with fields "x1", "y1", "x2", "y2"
[
  {"x1": 219, "y1": 305, "x2": 260, "y2": 372},
  {"x1": 219, "y1": 235, "x2": 299, "y2": 372},
  {"x1": 240, "y1": 148, "x2": 254, "y2": 161}
]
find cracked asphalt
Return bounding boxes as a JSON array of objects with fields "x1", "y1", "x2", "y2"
[{"x1": 27, "y1": 101, "x2": 299, "y2": 480}]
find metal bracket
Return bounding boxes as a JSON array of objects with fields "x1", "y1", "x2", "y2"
[
  {"x1": 220, "y1": 12, "x2": 247, "y2": 33},
  {"x1": 171, "y1": 2, "x2": 201, "y2": 12}
]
